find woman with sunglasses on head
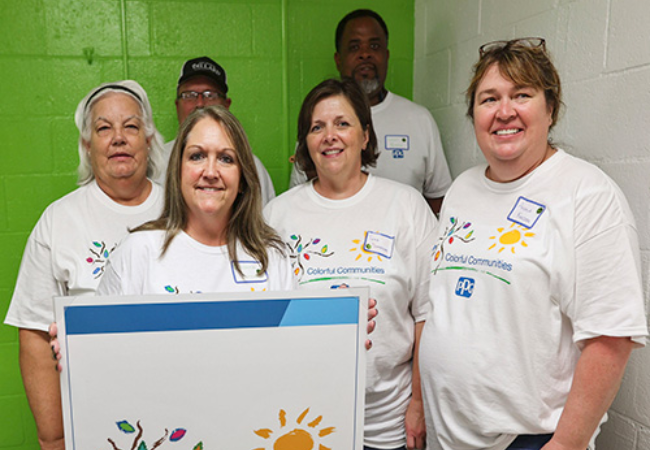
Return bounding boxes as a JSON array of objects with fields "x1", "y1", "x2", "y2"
[
  {"x1": 4, "y1": 80, "x2": 166, "y2": 450},
  {"x1": 418, "y1": 38, "x2": 647, "y2": 450}
]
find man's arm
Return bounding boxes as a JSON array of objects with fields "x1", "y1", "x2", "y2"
[
  {"x1": 405, "y1": 320, "x2": 426, "y2": 450},
  {"x1": 19, "y1": 328, "x2": 65, "y2": 450},
  {"x1": 542, "y1": 335, "x2": 634, "y2": 450},
  {"x1": 426, "y1": 196, "x2": 444, "y2": 216}
]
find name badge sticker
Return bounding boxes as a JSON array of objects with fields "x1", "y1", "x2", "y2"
[
  {"x1": 507, "y1": 196, "x2": 546, "y2": 229},
  {"x1": 385, "y1": 135, "x2": 409, "y2": 150},
  {"x1": 231, "y1": 261, "x2": 268, "y2": 284},
  {"x1": 363, "y1": 231, "x2": 395, "y2": 259}
]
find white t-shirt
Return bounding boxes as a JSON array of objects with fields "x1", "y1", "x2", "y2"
[
  {"x1": 419, "y1": 150, "x2": 648, "y2": 450},
  {"x1": 97, "y1": 229, "x2": 295, "y2": 296},
  {"x1": 264, "y1": 174, "x2": 437, "y2": 448},
  {"x1": 5, "y1": 180, "x2": 164, "y2": 331},
  {"x1": 290, "y1": 91, "x2": 452, "y2": 199},
  {"x1": 159, "y1": 139, "x2": 276, "y2": 206}
]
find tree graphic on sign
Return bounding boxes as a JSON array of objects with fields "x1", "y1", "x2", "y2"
[{"x1": 107, "y1": 420, "x2": 202, "y2": 450}]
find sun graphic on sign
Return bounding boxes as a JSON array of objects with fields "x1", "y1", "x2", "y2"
[
  {"x1": 488, "y1": 223, "x2": 535, "y2": 254},
  {"x1": 350, "y1": 233, "x2": 382, "y2": 263},
  {"x1": 253, "y1": 408, "x2": 335, "y2": 450}
]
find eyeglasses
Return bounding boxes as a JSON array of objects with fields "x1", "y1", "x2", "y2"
[
  {"x1": 479, "y1": 37, "x2": 546, "y2": 57},
  {"x1": 177, "y1": 90, "x2": 226, "y2": 102}
]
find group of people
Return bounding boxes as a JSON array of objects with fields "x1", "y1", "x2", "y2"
[{"x1": 4, "y1": 8, "x2": 647, "y2": 450}]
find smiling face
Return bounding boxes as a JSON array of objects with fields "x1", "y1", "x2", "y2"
[
  {"x1": 306, "y1": 95, "x2": 369, "y2": 185},
  {"x1": 335, "y1": 16, "x2": 389, "y2": 105},
  {"x1": 473, "y1": 64, "x2": 553, "y2": 181},
  {"x1": 85, "y1": 92, "x2": 150, "y2": 191},
  {"x1": 181, "y1": 116, "x2": 241, "y2": 234}
]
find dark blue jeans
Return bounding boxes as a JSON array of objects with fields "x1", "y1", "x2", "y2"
[
  {"x1": 364, "y1": 447, "x2": 406, "y2": 450},
  {"x1": 506, "y1": 433, "x2": 554, "y2": 449}
]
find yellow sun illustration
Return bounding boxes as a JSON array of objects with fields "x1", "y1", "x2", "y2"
[
  {"x1": 253, "y1": 408, "x2": 334, "y2": 450},
  {"x1": 488, "y1": 223, "x2": 535, "y2": 254},
  {"x1": 350, "y1": 234, "x2": 383, "y2": 263}
]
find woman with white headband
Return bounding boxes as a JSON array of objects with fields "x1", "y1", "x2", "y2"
[{"x1": 4, "y1": 80, "x2": 165, "y2": 450}]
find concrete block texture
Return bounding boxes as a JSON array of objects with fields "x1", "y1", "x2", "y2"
[
  {"x1": 559, "y1": 0, "x2": 608, "y2": 82},
  {"x1": 0, "y1": 118, "x2": 53, "y2": 176},
  {"x1": 43, "y1": 0, "x2": 123, "y2": 56},
  {"x1": 596, "y1": 411, "x2": 638, "y2": 450},
  {"x1": 152, "y1": 2, "x2": 253, "y2": 56},
  {"x1": 0, "y1": 0, "x2": 47, "y2": 55},
  {"x1": 607, "y1": 0, "x2": 650, "y2": 71},
  {"x1": 0, "y1": 396, "x2": 28, "y2": 448},
  {"x1": 415, "y1": 0, "x2": 650, "y2": 447},
  {"x1": 0, "y1": 291, "x2": 17, "y2": 344},
  {"x1": 423, "y1": 0, "x2": 479, "y2": 55},
  {"x1": 480, "y1": 0, "x2": 557, "y2": 32},
  {"x1": 561, "y1": 69, "x2": 650, "y2": 162}
]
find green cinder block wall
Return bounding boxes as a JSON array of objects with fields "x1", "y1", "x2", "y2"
[{"x1": 0, "y1": 0, "x2": 414, "y2": 447}]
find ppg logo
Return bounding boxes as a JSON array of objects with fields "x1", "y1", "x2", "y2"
[{"x1": 455, "y1": 277, "x2": 475, "y2": 298}]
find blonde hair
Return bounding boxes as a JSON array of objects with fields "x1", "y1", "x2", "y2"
[{"x1": 134, "y1": 106, "x2": 284, "y2": 275}]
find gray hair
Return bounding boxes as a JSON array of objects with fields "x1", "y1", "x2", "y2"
[{"x1": 74, "y1": 80, "x2": 165, "y2": 185}]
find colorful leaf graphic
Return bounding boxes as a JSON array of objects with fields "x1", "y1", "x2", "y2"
[
  {"x1": 304, "y1": 254, "x2": 310, "y2": 260},
  {"x1": 321, "y1": 245, "x2": 328, "y2": 253},
  {"x1": 169, "y1": 428, "x2": 186, "y2": 441},
  {"x1": 137, "y1": 441, "x2": 147, "y2": 450},
  {"x1": 165, "y1": 285, "x2": 175, "y2": 293},
  {"x1": 193, "y1": 442, "x2": 204, "y2": 450},
  {"x1": 93, "y1": 241, "x2": 102, "y2": 248},
  {"x1": 290, "y1": 235, "x2": 298, "y2": 240},
  {"x1": 93, "y1": 267, "x2": 101, "y2": 275},
  {"x1": 116, "y1": 420, "x2": 136, "y2": 433},
  {"x1": 297, "y1": 244, "x2": 303, "y2": 252},
  {"x1": 103, "y1": 250, "x2": 109, "y2": 258},
  {"x1": 313, "y1": 239, "x2": 321, "y2": 244},
  {"x1": 86, "y1": 257, "x2": 93, "y2": 263}
]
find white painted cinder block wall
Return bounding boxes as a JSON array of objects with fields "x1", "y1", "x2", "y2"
[{"x1": 413, "y1": 0, "x2": 650, "y2": 448}]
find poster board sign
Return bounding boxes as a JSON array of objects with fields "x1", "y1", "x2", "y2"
[{"x1": 55, "y1": 289, "x2": 368, "y2": 450}]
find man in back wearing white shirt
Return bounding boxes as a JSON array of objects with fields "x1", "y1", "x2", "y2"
[
  {"x1": 290, "y1": 9, "x2": 451, "y2": 214},
  {"x1": 160, "y1": 56, "x2": 276, "y2": 205}
]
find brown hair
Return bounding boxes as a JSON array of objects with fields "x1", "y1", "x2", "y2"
[
  {"x1": 295, "y1": 78, "x2": 378, "y2": 179},
  {"x1": 134, "y1": 106, "x2": 284, "y2": 275},
  {"x1": 466, "y1": 40, "x2": 562, "y2": 129}
]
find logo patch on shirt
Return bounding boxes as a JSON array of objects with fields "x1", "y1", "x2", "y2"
[
  {"x1": 455, "y1": 277, "x2": 475, "y2": 298},
  {"x1": 385, "y1": 135, "x2": 409, "y2": 159},
  {"x1": 231, "y1": 261, "x2": 268, "y2": 284},
  {"x1": 508, "y1": 196, "x2": 545, "y2": 229}
]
